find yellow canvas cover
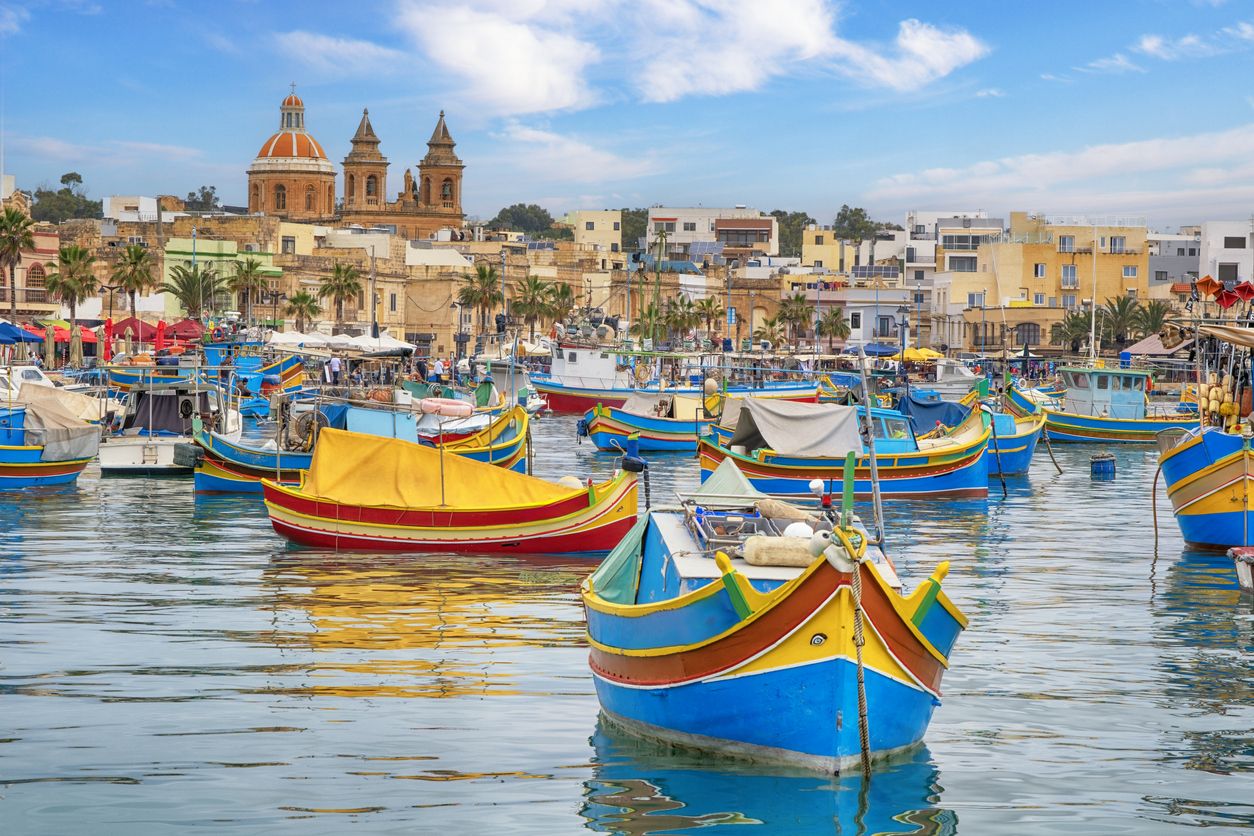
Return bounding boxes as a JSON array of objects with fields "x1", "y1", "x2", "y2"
[{"x1": 302, "y1": 428, "x2": 575, "y2": 509}]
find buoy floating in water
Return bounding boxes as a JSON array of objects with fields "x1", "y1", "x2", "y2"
[{"x1": 1090, "y1": 452, "x2": 1116, "y2": 480}]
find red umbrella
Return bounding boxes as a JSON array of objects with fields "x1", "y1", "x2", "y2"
[
  {"x1": 103, "y1": 318, "x2": 113, "y2": 361},
  {"x1": 168, "y1": 318, "x2": 204, "y2": 339},
  {"x1": 1216, "y1": 289, "x2": 1241, "y2": 309},
  {"x1": 112, "y1": 316, "x2": 156, "y2": 341},
  {"x1": 1235, "y1": 281, "x2": 1254, "y2": 302},
  {"x1": 155, "y1": 320, "x2": 167, "y2": 352},
  {"x1": 23, "y1": 326, "x2": 45, "y2": 339},
  {"x1": 53, "y1": 327, "x2": 72, "y2": 343}
]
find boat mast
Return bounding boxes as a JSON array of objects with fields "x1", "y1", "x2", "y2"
[{"x1": 1089, "y1": 220, "x2": 1097, "y2": 364}]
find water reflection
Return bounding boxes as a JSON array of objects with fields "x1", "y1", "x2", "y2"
[
  {"x1": 582, "y1": 725, "x2": 956, "y2": 835},
  {"x1": 257, "y1": 554, "x2": 590, "y2": 699}
]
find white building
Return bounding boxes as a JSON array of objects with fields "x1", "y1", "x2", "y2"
[
  {"x1": 1199, "y1": 221, "x2": 1254, "y2": 284},
  {"x1": 646, "y1": 206, "x2": 778, "y2": 260}
]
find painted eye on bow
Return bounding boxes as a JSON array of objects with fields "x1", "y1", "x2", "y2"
[{"x1": 810, "y1": 633, "x2": 828, "y2": 646}]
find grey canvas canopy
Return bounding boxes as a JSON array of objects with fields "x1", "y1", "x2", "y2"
[
  {"x1": 620, "y1": 392, "x2": 671, "y2": 416},
  {"x1": 688, "y1": 457, "x2": 769, "y2": 508},
  {"x1": 727, "y1": 399, "x2": 862, "y2": 459},
  {"x1": 20, "y1": 398, "x2": 101, "y2": 461}
]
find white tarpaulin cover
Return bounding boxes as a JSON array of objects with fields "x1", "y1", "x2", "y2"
[
  {"x1": 727, "y1": 399, "x2": 862, "y2": 459},
  {"x1": 268, "y1": 331, "x2": 329, "y2": 348},
  {"x1": 15, "y1": 389, "x2": 101, "y2": 461},
  {"x1": 348, "y1": 333, "x2": 415, "y2": 351},
  {"x1": 17, "y1": 382, "x2": 109, "y2": 423}
]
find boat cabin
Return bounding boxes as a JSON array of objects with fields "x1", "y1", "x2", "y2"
[
  {"x1": 1059, "y1": 366, "x2": 1149, "y2": 419},
  {"x1": 0, "y1": 366, "x2": 56, "y2": 400}
]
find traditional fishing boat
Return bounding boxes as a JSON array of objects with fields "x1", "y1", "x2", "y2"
[
  {"x1": 1007, "y1": 367, "x2": 1194, "y2": 443},
  {"x1": 193, "y1": 401, "x2": 528, "y2": 492},
  {"x1": 583, "y1": 458, "x2": 967, "y2": 772},
  {"x1": 534, "y1": 344, "x2": 818, "y2": 413},
  {"x1": 699, "y1": 399, "x2": 989, "y2": 499},
  {"x1": 99, "y1": 381, "x2": 241, "y2": 476},
  {"x1": 263, "y1": 427, "x2": 638, "y2": 553},
  {"x1": 583, "y1": 392, "x2": 717, "y2": 453},
  {"x1": 0, "y1": 394, "x2": 101, "y2": 488}
]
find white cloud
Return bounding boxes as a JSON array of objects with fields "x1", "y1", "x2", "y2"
[
  {"x1": 11, "y1": 135, "x2": 203, "y2": 165},
  {"x1": 1039, "y1": 72, "x2": 1072, "y2": 83},
  {"x1": 976, "y1": 87, "x2": 1005, "y2": 98},
  {"x1": 494, "y1": 121, "x2": 660, "y2": 183},
  {"x1": 1076, "y1": 53, "x2": 1144, "y2": 74},
  {"x1": 1133, "y1": 33, "x2": 1214, "y2": 60},
  {"x1": 866, "y1": 123, "x2": 1254, "y2": 220},
  {"x1": 832, "y1": 18, "x2": 989, "y2": 92},
  {"x1": 276, "y1": 31, "x2": 406, "y2": 77},
  {"x1": 395, "y1": 2, "x2": 599, "y2": 115},
  {"x1": 0, "y1": 3, "x2": 29, "y2": 36}
]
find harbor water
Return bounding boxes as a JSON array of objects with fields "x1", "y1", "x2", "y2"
[{"x1": 2, "y1": 415, "x2": 1251, "y2": 834}]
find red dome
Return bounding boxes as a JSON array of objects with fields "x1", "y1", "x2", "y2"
[
  {"x1": 256, "y1": 131, "x2": 327, "y2": 159},
  {"x1": 282, "y1": 93, "x2": 304, "y2": 107}
]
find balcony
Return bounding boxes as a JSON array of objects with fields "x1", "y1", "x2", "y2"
[{"x1": 0, "y1": 287, "x2": 49, "y2": 304}]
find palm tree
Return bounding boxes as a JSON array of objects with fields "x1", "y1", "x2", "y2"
[
  {"x1": 318, "y1": 262, "x2": 362, "y2": 330},
  {"x1": 1100, "y1": 296, "x2": 1140, "y2": 348},
  {"x1": 284, "y1": 290, "x2": 321, "y2": 333},
  {"x1": 778, "y1": 292, "x2": 815, "y2": 349},
  {"x1": 511, "y1": 275, "x2": 553, "y2": 340},
  {"x1": 228, "y1": 257, "x2": 268, "y2": 325},
  {"x1": 694, "y1": 296, "x2": 724, "y2": 344},
  {"x1": 1132, "y1": 299, "x2": 1172, "y2": 337},
  {"x1": 753, "y1": 315, "x2": 785, "y2": 350},
  {"x1": 629, "y1": 302, "x2": 662, "y2": 344},
  {"x1": 0, "y1": 207, "x2": 36, "y2": 320},
  {"x1": 457, "y1": 263, "x2": 503, "y2": 341},
  {"x1": 111, "y1": 244, "x2": 156, "y2": 322},
  {"x1": 546, "y1": 282, "x2": 575, "y2": 327},
  {"x1": 1050, "y1": 310, "x2": 1092, "y2": 352},
  {"x1": 663, "y1": 296, "x2": 699, "y2": 344},
  {"x1": 816, "y1": 307, "x2": 851, "y2": 353},
  {"x1": 161, "y1": 264, "x2": 221, "y2": 319},
  {"x1": 44, "y1": 245, "x2": 98, "y2": 328}
]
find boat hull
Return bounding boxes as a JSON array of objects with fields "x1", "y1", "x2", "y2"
[
  {"x1": 98, "y1": 436, "x2": 194, "y2": 476},
  {"x1": 1008, "y1": 385, "x2": 1194, "y2": 443},
  {"x1": 987, "y1": 414, "x2": 1044, "y2": 476},
  {"x1": 585, "y1": 406, "x2": 713, "y2": 453},
  {"x1": 537, "y1": 380, "x2": 818, "y2": 414},
  {"x1": 1161, "y1": 429, "x2": 1254, "y2": 549},
  {"x1": 0, "y1": 446, "x2": 90, "y2": 488}
]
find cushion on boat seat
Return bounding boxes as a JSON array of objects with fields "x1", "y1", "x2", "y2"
[{"x1": 743, "y1": 534, "x2": 815, "y2": 568}]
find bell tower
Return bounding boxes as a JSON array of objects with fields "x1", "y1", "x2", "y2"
[
  {"x1": 342, "y1": 108, "x2": 389, "y2": 210},
  {"x1": 417, "y1": 110, "x2": 463, "y2": 216}
]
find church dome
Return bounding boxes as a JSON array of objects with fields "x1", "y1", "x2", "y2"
[
  {"x1": 256, "y1": 131, "x2": 326, "y2": 160},
  {"x1": 282, "y1": 93, "x2": 304, "y2": 108}
]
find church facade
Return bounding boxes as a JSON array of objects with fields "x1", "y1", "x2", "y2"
[{"x1": 246, "y1": 90, "x2": 465, "y2": 238}]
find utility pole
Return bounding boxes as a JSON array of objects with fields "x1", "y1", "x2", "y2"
[
  {"x1": 652, "y1": 228, "x2": 667, "y2": 342},
  {"x1": 192, "y1": 225, "x2": 200, "y2": 321},
  {"x1": 369, "y1": 244, "x2": 378, "y2": 338}
]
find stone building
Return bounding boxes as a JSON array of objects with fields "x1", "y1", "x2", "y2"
[{"x1": 246, "y1": 91, "x2": 337, "y2": 221}]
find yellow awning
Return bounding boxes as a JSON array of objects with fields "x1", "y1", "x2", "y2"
[{"x1": 302, "y1": 428, "x2": 576, "y2": 509}]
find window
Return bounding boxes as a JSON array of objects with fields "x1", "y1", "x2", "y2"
[
  {"x1": 967, "y1": 292, "x2": 985, "y2": 308},
  {"x1": 1224, "y1": 235, "x2": 1246, "y2": 248},
  {"x1": 849, "y1": 312, "x2": 861, "y2": 328},
  {"x1": 1122, "y1": 265, "x2": 1137, "y2": 278},
  {"x1": 815, "y1": 235, "x2": 825, "y2": 245},
  {"x1": 1155, "y1": 270, "x2": 1168, "y2": 281},
  {"x1": 389, "y1": 292, "x2": 397, "y2": 313},
  {"x1": 1110, "y1": 236, "x2": 1126, "y2": 254},
  {"x1": 1177, "y1": 248, "x2": 1185, "y2": 256},
  {"x1": 281, "y1": 236, "x2": 296, "y2": 254},
  {"x1": 1058, "y1": 235, "x2": 1075, "y2": 253},
  {"x1": 683, "y1": 222, "x2": 697, "y2": 232},
  {"x1": 1063, "y1": 293, "x2": 1077, "y2": 308},
  {"x1": 366, "y1": 175, "x2": 377, "y2": 197},
  {"x1": 1061, "y1": 264, "x2": 1078, "y2": 288},
  {"x1": 305, "y1": 186, "x2": 315, "y2": 211},
  {"x1": 1188, "y1": 248, "x2": 1197, "y2": 256},
  {"x1": 814, "y1": 260, "x2": 823, "y2": 268},
  {"x1": 1069, "y1": 371, "x2": 1089, "y2": 389},
  {"x1": 654, "y1": 221, "x2": 675, "y2": 233},
  {"x1": 914, "y1": 270, "x2": 924, "y2": 282},
  {"x1": 613, "y1": 221, "x2": 620, "y2": 231},
  {"x1": 1097, "y1": 375, "x2": 1109, "y2": 390},
  {"x1": 1126, "y1": 289, "x2": 1137, "y2": 299},
  {"x1": 950, "y1": 256, "x2": 977, "y2": 272},
  {"x1": 1034, "y1": 263, "x2": 1046, "y2": 278},
  {"x1": 1219, "y1": 263, "x2": 1239, "y2": 283},
  {"x1": 274, "y1": 184, "x2": 286, "y2": 210},
  {"x1": 1015, "y1": 323, "x2": 1041, "y2": 345},
  {"x1": 585, "y1": 221, "x2": 595, "y2": 231},
  {"x1": 1034, "y1": 292, "x2": 1045, "y2": 305},
  {"x1": 914, "y1": 291, "x2": 925, "y2": 305},
  {"x1": 610, "y1": 243, "x2": 619, "y2": 253}
]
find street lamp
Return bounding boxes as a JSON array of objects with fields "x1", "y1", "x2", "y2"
[
  {"x1": 452, "y1": 301, "x2": 468, "y2": 363},
  {"x1": 896, "y1": 304, "x2": 910, "y2": 392},
  {"x1": 262, "y1": 288, "x2": 287, "y2": 331},
  {"x1": 98, "y1": 283, "x2": 123, "y2": 321}
]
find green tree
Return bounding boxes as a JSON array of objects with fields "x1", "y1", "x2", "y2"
[
  {"x1": 1099, "y1": 296, "x2": 1140, "y2": 348},
  {"x1": 629, "y1": 302, "x2": 662, "y2": 344},
  {"x1": 1050, "y1": 310, "x2": 1092, "y2": 352},
  {"x1": 30, "y1": 171, "x2": 103, "y2": 223},
  {"x1": 769, "y1": 210, "x2": 817, "y2": 259},
  {"x1": 831, "y1": 205, "x2": 878, "y2": 268},
  {"x1": 1132, "y1": 299, "x2": 1172, "y2": 337},
  {"x1": 111, "y1": 244, "x2": 157, "y2": 322},
  {"x1": 487, "y1": 203, "x2": 555, "y2": 236},
  {"x1": 0, "y1": 207, "x2": 36, "y2": 321},
  {"x1": 778, "y1": 292, "x2": 815, "y2": 349},
  {"x1": 511, "y1": 274, "x2": 553, "y2": 340},
  {"x1": 753, "y1": 315, "x2": 784, "y2": 349},
  {"x1": 694, "y1": 295, "x2": 724, "y2": 343},
  {"x1": 161, "y1": 264, "x2": 222, "y2": 319},
  {"x1": 44, "y1": 245, "x2": 98, "y2": 328},
  {"x1": 619, "y1": 208, "x2": 648, "y2": 252},
  {"x1": 318, "y1": 262, "x2": 363, "y2": 330},
  {"x1": 227, "y1": 257, "x2": 268, "y2": 325},
  {"x1": 284, "y1": 290, "x2": 320, "y2": 333},
  {"x1": 457, "y1": 263, "x2": 504, "y2": 340},
  {"x1": 547, "y1": 282, "x2": 575, "y2": 326},
  {"x1": 184, "y1": 185, "x2": 221, "y2": 212},
  {"x1": 663, "y1": 296, "x2": 699, "y2": 343},
  {"x1": 816, "y1": 306, "x2": 851, "y2": 352}
]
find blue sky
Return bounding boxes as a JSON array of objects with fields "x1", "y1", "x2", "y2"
[{"x1": 2, "y1": 0, "x2": 1253, "y2": 228}]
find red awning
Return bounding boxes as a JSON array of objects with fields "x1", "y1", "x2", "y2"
[
  {"x1": 112, "y1": 316, "x2": 157, "y2": 340},
  {"x1": 167, "y1": 318, "x2": 204, "y2": 339}
]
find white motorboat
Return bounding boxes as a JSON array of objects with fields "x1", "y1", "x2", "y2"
[{"x1": 99, "y1": 382, "x2": 241, "y2": 476}]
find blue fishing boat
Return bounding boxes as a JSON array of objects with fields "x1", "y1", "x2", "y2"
[
  {"x1": 1159, "y1": 427, "x2": 1253, "y2": 549},
  {"x1": 584, "y1": 392, "x2": 716, "y2": 453},
  {"x1": 700, "y1": 399, "x2": 989, "y2": 499},
  {"x1": 1007, "y1": 367, "x2": 1194, "y2": 443},
  {"x1": 900, "y1": 390, "x2": 1043, "y2": 477},
  {"x1": 0, "y1": 401, "x2": 100, "y2": 488},
  {"x1": 582, "y1": 458, "x2": 967, "y2": 772}
]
